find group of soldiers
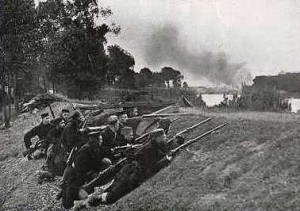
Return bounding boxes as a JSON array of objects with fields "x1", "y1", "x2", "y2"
[{"x1": 23, "y1": 105, "x2": 183, "y2": 209}]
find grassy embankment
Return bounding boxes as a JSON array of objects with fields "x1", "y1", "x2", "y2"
[{"x1": 1, "y1": 102, "x2": 300, "y2": 210}]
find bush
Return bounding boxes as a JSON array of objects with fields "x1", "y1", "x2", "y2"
[{"x1": 238, "y1": 85, "x2": 290, "y2": 111}]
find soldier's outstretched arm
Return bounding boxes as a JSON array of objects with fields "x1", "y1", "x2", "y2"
[{"x1": 24, "y1": 125, "x2": 39, "y2": 149}]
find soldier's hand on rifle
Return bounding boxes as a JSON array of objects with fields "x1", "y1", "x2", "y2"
[
  {"x1": 166, "y1": 154, "x2": 173, "y2": 161},
  {"x1": 175, "y1": 135, "x2": 185, "y2": 145}
]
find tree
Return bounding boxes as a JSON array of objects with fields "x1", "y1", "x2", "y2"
[
  {"x1": 182, "y1": 81, "x2": 188, "y2": 89},
  {"x1": 152, "y1": 72, "x2": 166, "y2": 88},
  {"x1": 3, "y1": 0, "x2": 40, "y2": 126},
  {"x1": 107, "y1": 45, "x2": 135, "y2": 89},
  {"x1": 38, "y1": 0, "x2": 119, "y2": 99},
  {"x1": 135, "y1": 67, "x2": 153, "y2": 88},
  {"x1": 161, "y1": 66, "x2": 183, "y2": 88}
]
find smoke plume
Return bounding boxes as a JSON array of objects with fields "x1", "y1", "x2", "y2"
[{"x1": 144, "y1": 24, "x2": 251, "y2": 86}]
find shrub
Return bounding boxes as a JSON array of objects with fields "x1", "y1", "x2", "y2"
[{"x1": 238, "y1": 85, "x2": 290, "y2": 111}]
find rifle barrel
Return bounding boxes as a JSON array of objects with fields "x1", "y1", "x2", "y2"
[
  {"x1": 113, "y1": 144, "x2": 142, "y2": 151},
  {"x1": 142, "y1": 113, "x2": 193, "y2": 118},
  {"x1": 167, "y1": 117, "x2": 212, "y2": 143},
  {"x1": 171, "y1": 117, "x2": 180, "y2": 123},
  {"x1": 48, "y1": 104, "x2": 55, "y2": 118},
  {"x1": 171, "y1": 123, "x2": 227, "y2": 155}
]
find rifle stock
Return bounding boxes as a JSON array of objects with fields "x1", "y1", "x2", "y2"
[{"x1": 82, "y1": 158, "x2": 127, "y2": 192}]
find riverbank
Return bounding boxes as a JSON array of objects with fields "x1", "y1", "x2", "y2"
[{"x1": 1, "y1": 103, "x2": 300, "y2": 210}]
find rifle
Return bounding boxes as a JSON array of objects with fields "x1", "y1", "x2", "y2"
[
  {"x1": 170, "y1": 123, "x2": 227, "y2": 156},
  {"x1": 112, "y1": 144, "x2": 142, "y2": 156},
  {"x1": 113, "y1": 144, "x2": 142, "y2": 151},
  {"x1": 22, "y1": 139, "x2": 47, "y2": 157},
  {"x1": 66, "y1": 146, "x2": 78, "y2": 165},
  {"x1": 115, "y1": 118, "x2": 213, "y2": 153},
  {"x1": 83, "y1": 123, "x2": 227, "y2": 193},
  {"x1": 82, "y1": 158, "x2": 127, "y2": 193},
  {"x1": 141, "y1": 113, "x2": 194, "y2": 118},
  {"x1": 171, "y1": 117, "x2": 180, "y2": 123},
  {"x1": 167, "y1": 117, "x2": 212, "y2": 144},
  {"x1": 48, "y1": 104, "x2": 55, "y2": 119},
  {"x1": 156, "y1": 123, "x2": 227, "y2": 169}
]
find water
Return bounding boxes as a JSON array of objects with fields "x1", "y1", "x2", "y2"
[
  {"x1": 201, "y1": 94, "x2": 300, "y2": 113},
  {"x1": 287, "y1": 98, "x2": 300, "y2": 113},
  {"x1": 201, "y1": 94, "x2": 233, "y2": 107}
]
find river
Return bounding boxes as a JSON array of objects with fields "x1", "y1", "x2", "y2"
[{"x1": 201, "y1": 94, "x2": 300, "y2": 113}]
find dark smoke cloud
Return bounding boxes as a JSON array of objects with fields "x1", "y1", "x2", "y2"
[{"x1": 144, "y1": 24, "x2": 249, "y2": 86}]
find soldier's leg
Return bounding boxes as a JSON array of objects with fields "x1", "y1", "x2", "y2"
[
  {"x1": 24, "y1": 139, "x2": 32, "y2": 149},
  {"x1": 56, "y1": 164, "x2": 74, "y2": 200},
  {"x1": 52, "y1": 146, "x2": 67, "y2": 176},
  {"x1": 88, "y1": 161, "x2": 143, "y2": 205},
  {"x1": 43, "y1": 144, "x2": 54, "y2": 171}
]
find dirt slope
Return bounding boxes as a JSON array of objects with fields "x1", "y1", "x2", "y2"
[{"x1": 1, "y1": 104, "x2": 300, "y2": 210}]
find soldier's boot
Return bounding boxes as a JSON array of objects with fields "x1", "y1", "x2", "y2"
[
  {"x1": 87, "y1": 193, "x2": 107, "y2": 207},
  {"x1": 22, "y1": 149, "x2": 31, "y2": 157},
  {"x1": 56, "y1": 190, "x2": 63, "y2": 200},
  {"x1": 78, "y1": 188, "x2": 88, "y2": 200},
  {"x1": 73, "y1": 201, "x2": 88, "y2": 211},
  {"x1": 37, "y1": 170, "x2": 54, "y2": 184}
]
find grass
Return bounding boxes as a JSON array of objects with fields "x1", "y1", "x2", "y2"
[{"x1": 1, "y1": 102, "x2": 300, "y2": 210}]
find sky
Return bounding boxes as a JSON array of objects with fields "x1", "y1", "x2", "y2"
[
  {"x1": 99, "y1": 0, "x2": 300, "y2": 86},
  {"x1": 35, "y1": 0, "x2": 300, "y2": 87}
]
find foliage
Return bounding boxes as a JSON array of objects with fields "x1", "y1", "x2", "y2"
[
  {"x1": 193, "y1": 94, "x2": 207, "y2": 107},
  {"x1": 4, "y1": 0, "x2": 41, "y2": 96},
  {"x1": 253, "y1": 72, "x2": 300, "y2": 93},
  {"x1": 182, "y1": 81, "x2": 188, "y2": 89},
  {"x1": 107, "y1": 45, "x2": 135, "y2": 88},
  {"x1": 3, "y1": 0, "x2": 189, "y2": 101},
  {"x1": 37, "y1": 0, "x2": 116, "y2": 99},
  {"x1": 161, "y1": 66, "x2": 183, "y2": 88},
  {"x1": 135, "y1": 67, "x2": 153, "y2": 88},
  {"x1": 238, "y1": 85, "x2": 290, "y2": 111}
]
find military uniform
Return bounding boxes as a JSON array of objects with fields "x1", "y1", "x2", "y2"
[
  {"x1": 24, "y1": 123, "x2": 54, "y2": 149},
  {"x1": 61, "y1": 119, "x2": 84, "y2": 153},
  {"x1": 102, "y1": 127, "x2": 118, "y2": 149},
  {"x1": 126, "y1": 117, "x2": 171, "y2": 139},
  {"x1": 88, "y1": 129, "x2": 172, "y2": 205},
  {"x1": 61, "y1": 133, "x2": 111, "y2": 209},
  {"x1": 43, "y1": 124, "x2": 66, "y2": 176}
]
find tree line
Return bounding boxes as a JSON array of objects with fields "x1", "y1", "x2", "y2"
[
  {"x1": 0, "y1": 0, "x2": 187, "y2": 126},
  {"x1": 253, "y1": 72, "x2": 300, "y2": 93}
]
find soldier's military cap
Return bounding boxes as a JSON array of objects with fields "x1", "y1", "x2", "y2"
[
  {"x1": 116, "y1": 110, "x2": 127, "y2": 116},
  {"x1": 88, "y1": 131, "x2": 102, "y2": 137},
  {"x1": 149, "y1": 128, "x2": 165, "y2": 139},
  {"x1": 70, "y1": 110, "x2": 82, "y2": 120},
  {"x1": 41, "y1": 113, "x2": 49, "y2": 119}
]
